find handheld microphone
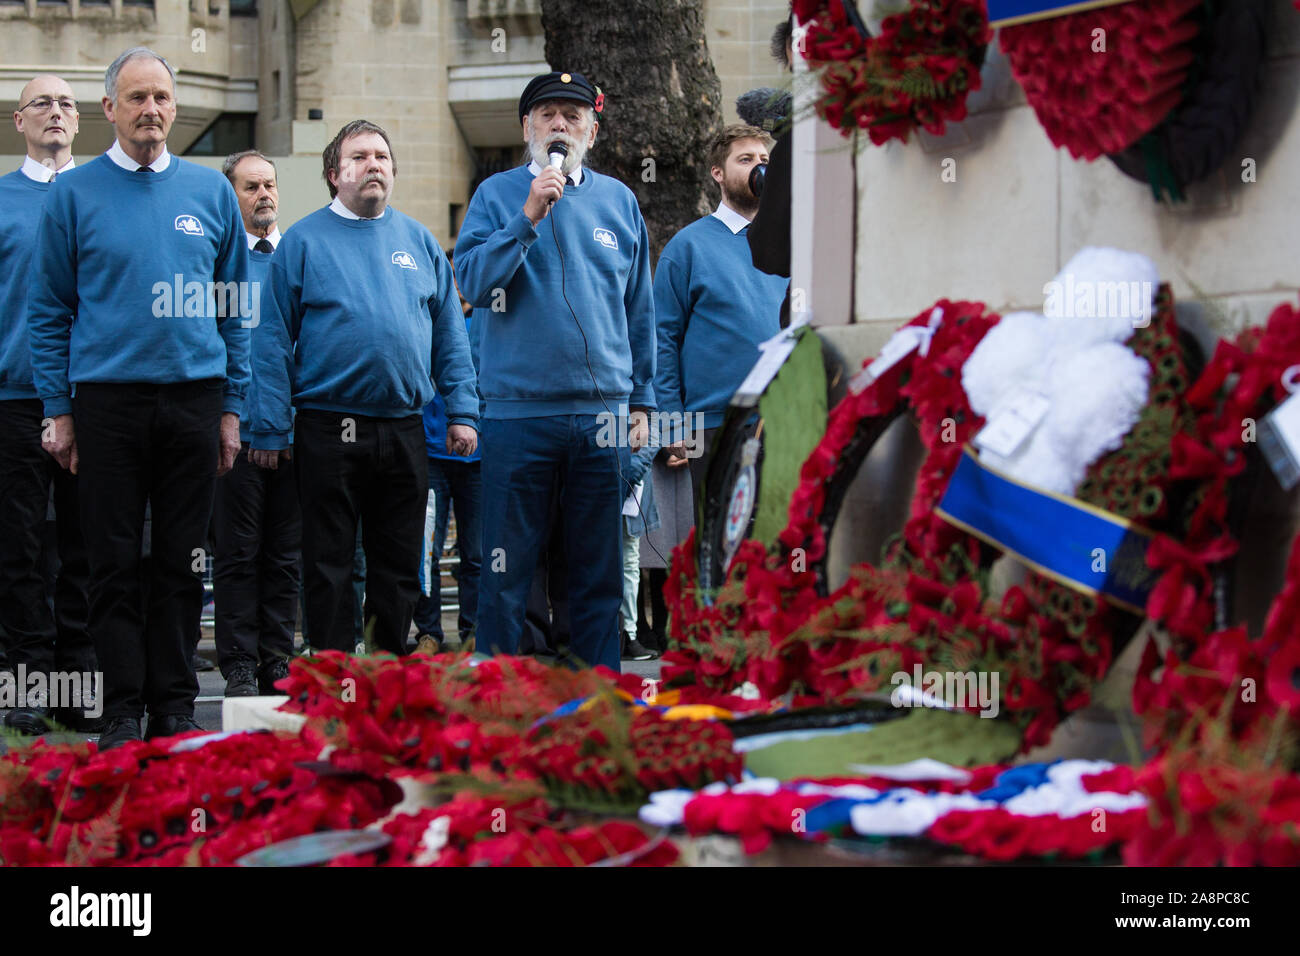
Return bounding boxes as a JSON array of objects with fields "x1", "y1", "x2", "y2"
[
  {"x1": 547, "y1": 140, "x2": 569, "y2": 171},
  {"x1": 546, "y1": 141, "x2": 569, "y2": 207}
]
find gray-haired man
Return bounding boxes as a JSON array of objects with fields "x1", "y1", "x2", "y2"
[
  {"x1": 27, "y1": 48, "x2": 250, "y2": 749},
  {"x1": 211, "y1": 150, "x2": 301, "y2": 698}
]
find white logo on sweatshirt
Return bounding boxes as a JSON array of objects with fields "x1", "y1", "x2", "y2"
[
  {"x1": 593, "y1": 227, "x2": 618, "y2": 250},
  {"x1": 392, "y1": 251, "x2": 418, "y2": 270},
  {"x1": 174, "y1": 214, "x2": 204, "y2": 237}
]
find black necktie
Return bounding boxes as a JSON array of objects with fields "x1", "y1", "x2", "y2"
[
  {"x1": 254, "y1": 239, "x2": 274, "y2": 254},
  {"x1": 137, "y1": 166, "x2": 152, "y2": 173}
]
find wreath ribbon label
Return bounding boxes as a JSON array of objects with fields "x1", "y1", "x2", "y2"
[
  {"x1": 935, "y1": 445, "x2": 1158, "y2": 612},
  {"x1": 987, "y1": 0, "x2": 1135, "y2": 28}
]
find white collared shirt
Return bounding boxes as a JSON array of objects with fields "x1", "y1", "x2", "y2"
[
  {"x1": 246, "y1": 227, "x2": 282, "y2": 251},
  {"x1": 106, "y1": 139, "x2": 171, "y2": 172},
  {"x1": 328, "y1": 195, "x2": 386, "y2": 220},
  {"x1": 711, "y1": 201, "x2": 752, "y2": 235},
  {"x1": 20, "y1": 155, "x2": 75, "y2": 183},
  {"x1": 527, "y1": 160, "x2": 584, "y2": 187}
]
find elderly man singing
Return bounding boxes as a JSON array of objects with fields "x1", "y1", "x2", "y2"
[{"x1": 454, "y1": 72, "x2": 656, "y2": 671}]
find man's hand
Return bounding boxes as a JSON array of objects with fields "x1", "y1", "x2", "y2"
[
  {"x1": 250, "y1": 447, "x2": 292, "y2": 470},
  {"x1": 217, "y1": 413, "x2": 241, "y2": 476},
  {"x1": 42, "y1": 414, "x2": 78, "y2": 474},
  {"x1": 524, "y1": 167, "x2": 566, "y2": 225},
  {"x1": 628, "y1": 408, "x2": 649, "y2": 453},
  {"x1": 447, "y1": 424, "x2": 478, "y2": 458},
  {"x1": 664, "y1": 441, "x2": 690, "y2": 468}
]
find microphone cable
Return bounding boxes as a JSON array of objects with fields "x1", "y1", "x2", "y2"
[{"x1": 547, "y1": 187, "x2": 669, "y2": 572}]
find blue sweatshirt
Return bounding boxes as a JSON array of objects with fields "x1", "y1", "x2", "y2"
[
  {"x1": 653, "y1": 214, "x2": 787, "y2": 430},
  {"x1": 424, "y1": 391, "x2": 481, "y2": 463},
  {"x1": 248, "y1": 205, "x2": 479, "y2": 450},
  {"x1": 453, "y1": 165, "x2": 656, "y2": 420},
  {"x1": 238, "y1": 245, "x2": 273, "y2": 444},
  {"x1": 28, "y1": 155, "x2": 250, "y2": 418},
  {"x1": 424, "y1": 312, "x2": 481, "y2": 462},
  {"x1": 0, "y1": 171, "x2": 50, "y2": 400}
]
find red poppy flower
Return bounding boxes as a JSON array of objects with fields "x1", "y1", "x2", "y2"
[{"x1": 1266, "y1": 638, "x2": 1300, "y2": 713}]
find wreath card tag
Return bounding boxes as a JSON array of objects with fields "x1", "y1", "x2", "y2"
[
  {"x1": 1259, "y1": 391, "x2": 1300, "y2": 491},
  {"x1": 973, "y1": 388, "x2": 1050, "y2": 458},
  {"x1": 850, "y1": 308, "x2": 944, "y2": 393},
  {"x1": 733, "y1": 318, "x2": 809, "y2": 405}
]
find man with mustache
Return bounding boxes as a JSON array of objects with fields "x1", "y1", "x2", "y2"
[
  {"x1": 28, "y1": 47, "x2": 250, "y2": 749},
  {"x1": 0, "y1": 74, "x2": 95, "y2": 735},
  {"x1": 454, "y1": 72, "x2": 656, "y2": 670},
  {"x1": 212, "y1": 150, "x2": 300, "y2": 697},
  {"x1": 248, "y1": 120, "x2": 479, "y2": 656}
]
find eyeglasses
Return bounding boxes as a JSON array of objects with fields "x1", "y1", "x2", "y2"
[{"x1": 17, "y1": 97, "x2": 79, "y2": 115}]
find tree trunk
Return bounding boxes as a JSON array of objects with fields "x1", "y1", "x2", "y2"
[{"x1": 539, "y1": 0, "x2": 723, "y2": 261}]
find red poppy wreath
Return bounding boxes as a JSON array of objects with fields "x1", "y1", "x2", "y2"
[
  {"x1": 998, "y1": 0, "x2": 1204, "y2": 161},
  {"x1": 791, "y1": 0, "x2": 991, "y2": 144},
  {"x1": 663, "y1": 261, "x2": 1250, "y2": 753},
  {"x1": 1126, "y1": 300, "x2": 1300, "y2": 866}
]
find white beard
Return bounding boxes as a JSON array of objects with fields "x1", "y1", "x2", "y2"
[{"x1": 528, "y1": 130, "x2": 587, "y2": 175}]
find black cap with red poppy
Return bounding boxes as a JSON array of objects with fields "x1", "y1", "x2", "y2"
[{"x1": 518, "y1": 71, "x2": 605, "y2": 123}]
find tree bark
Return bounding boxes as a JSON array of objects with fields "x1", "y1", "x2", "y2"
[{"x1": 539, "y1": 0, "x2": 723, "y2": 261}]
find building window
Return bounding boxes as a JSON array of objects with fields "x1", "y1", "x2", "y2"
[
  {"x1": 271, "y1": 70, "x2": 281, "y2": 120},
  {"x1": 230, "y1": 0, "x2": 257, "y2": 15},
  {"x1": 185, "y1": 113, "x2": 256, "y2": 156}
]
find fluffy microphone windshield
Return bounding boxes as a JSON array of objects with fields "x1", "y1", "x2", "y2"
[{"x1": 736, "y1": 87, "x2": 792, "y2": 133}]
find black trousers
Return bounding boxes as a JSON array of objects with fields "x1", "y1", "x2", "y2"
[
  {"x1": 212, "y1": 444, "x2": 301, "y2": 677},
  {"x1": 0, "y1": 399, "x2": 93, "y2": 679},
  {"x1": 294, "y1": 410, "x2": 426, "y2": 656},
  {"x1": 73, "y1": 380, "x2": 222, "y2": 720}
]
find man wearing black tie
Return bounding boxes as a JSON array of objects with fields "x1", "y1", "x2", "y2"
[
  {"x1": 28, "y1": 47, "x2": 250, "y2": 749},
  {"x1": 212, "y1": 150, "x2": 301, "y2": 698}
]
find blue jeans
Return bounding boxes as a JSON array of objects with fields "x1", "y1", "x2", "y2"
[
  {"x1": 413, "y1": 458, "x2": 481, "y2": 643},
  {"x1": 478, "y1": 415, "x2": 628, "y2": 671}
]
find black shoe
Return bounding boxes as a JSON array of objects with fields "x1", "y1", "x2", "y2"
[
  {"x1": 224, "y1": 660, "x2": 259, "y2": 698},
  {"x1": 638, "y1": 626, "x2": 668, "y2": 656},
  {"x1": 144, "y1": 714, "x2": 202, "y2": 741},
  {"x1": 622, "y1": 638, "x2": 658, "y2": 662},
  {"x1": 97, "y1": 716, "x2": 143, "y2": 751},
  {"x1": 192, "y1": 652, "x2": 216, "y2": 673},
  {"x1": 53, "y1": 707, "x2": 105, "y2": 735},
  {"x1": 3, "y1": 707, "x2": 52, "y2": 736},
  {"x1": 258, "y1": 658, "x2": 290, "y2": 696}
]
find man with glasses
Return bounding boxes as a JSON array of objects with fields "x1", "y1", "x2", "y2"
[
  {"x1": 28, "y1": 48, "x2": 250, "y2": 750},
  {"x1": 0, "y1": 75, "x2": 94, "y2": 735}
]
